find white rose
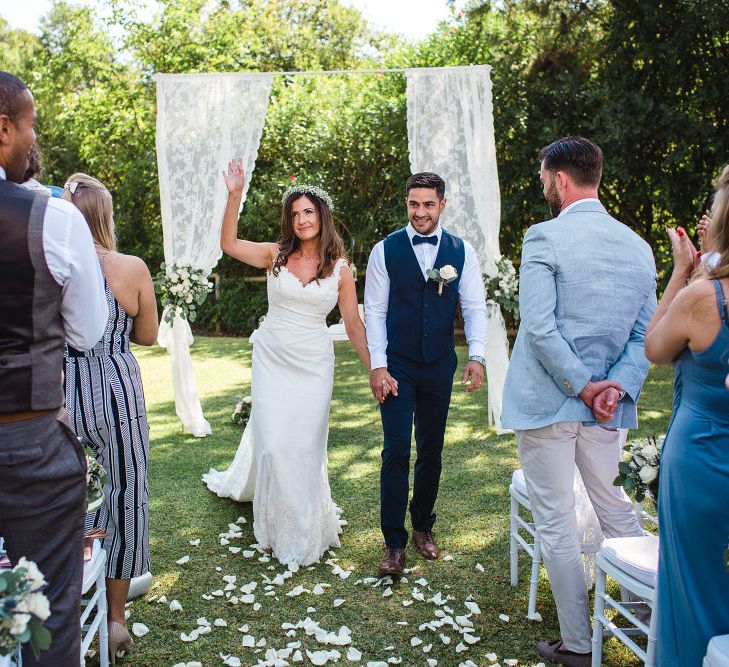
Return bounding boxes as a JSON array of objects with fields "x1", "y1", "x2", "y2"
[
  {"x1": 242, "y1": 396, "x2": 252, "y2": 405},
  {"x1": 182, "y1": 278, "x2": 191, "y2": 290},
  {"x1": 185, "y1": 293, "x2": 193, "y2": 304},
  {"x1": 639, "y1": 465, "x2": 658, "y2": 484},
  {"x1": 180, "y1": 269, "x2": 189, "y2": 280},
  {"x1": 16, "y1": 558, "x2": 46, "y2": 592},
  {"x1": 494, "y1": 289, "x2": 501, "y2": 297},
  {"x1": 169, "y1": 272, "x2": 179, "y2": 283},
  {"x1": 9, "y1": 612, "x2": 31, "y2": 636},
  {"x1": 24, "y1": 593, "x2": 51, "y2": 621},
  {"x1": 641, "y1": 444, "x2": 659, "y2": 460},
  {"x1": 439, "y1": 264, "x2": 457, "y2": 281}
]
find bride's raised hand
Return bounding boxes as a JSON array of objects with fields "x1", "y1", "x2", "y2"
[{"x1": 223, "y1": 158, "x2": 245, "y2": 195}]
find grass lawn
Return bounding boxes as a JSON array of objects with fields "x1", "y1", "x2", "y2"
[{"x1": 112, "y1": 337, "x2": 673, "y2": 667}]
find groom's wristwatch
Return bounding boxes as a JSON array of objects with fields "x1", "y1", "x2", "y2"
[{"x1": 469, "y1": 355, "x2": 485, "y2": 367}]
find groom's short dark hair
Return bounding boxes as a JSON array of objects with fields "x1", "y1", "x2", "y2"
[
  {"x1": 539, "y1": 137, "x2": 603, "y2": 188},
  {"x1": 0, "y1": 71, "x2": 29, "y2": 121},
  {"x1": 406, "y1": 172, "x2": 446, "y2": 200}
]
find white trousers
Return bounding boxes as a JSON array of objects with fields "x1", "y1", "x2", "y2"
[{"x1": 516, "y1": 422, "x2": 644, "y2": 652}]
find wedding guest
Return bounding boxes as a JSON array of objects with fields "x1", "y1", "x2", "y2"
[
  {"x1": 0, "y1": 71, "x2": 108, "y2": 666},
  {"x1": 62, "y1": 173, "x2": 158, "y2": 664},
  {"x1": 20, "y1": 143, "x2": 63, "y2": 197},
  {"x1": 645, "y1": 165, "x2": 729, "y2": 666},
  {"x1": 502, "y1": 137, "x2": 656, "y2": 666}
]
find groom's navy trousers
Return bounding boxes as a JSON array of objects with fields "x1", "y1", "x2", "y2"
[{"x1": 380, "y1": 349, "x2": 457, "y2": 548}]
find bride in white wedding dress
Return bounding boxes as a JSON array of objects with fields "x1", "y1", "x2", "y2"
[{"x1": 203, "y1": 160, "x2": 393, "y2": 566}]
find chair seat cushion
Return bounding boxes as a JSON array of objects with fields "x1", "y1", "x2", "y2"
[
  {"x1": 705, "y1": 635, "x2": 729, "y2": 667},
  {"x1": 511, "y1": 469, "x2": 528, "y2": 497},
  {"x1": 601, "y1": 535, "x2": 658, "y2": 587}
]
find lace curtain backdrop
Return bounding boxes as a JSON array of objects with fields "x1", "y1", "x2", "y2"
[
  {"x1": 155, "y1": 73, "x2": 273, "y2": 436},
  {"x1": 406, "y1": 65, "x2": 511, "y2": 433}
]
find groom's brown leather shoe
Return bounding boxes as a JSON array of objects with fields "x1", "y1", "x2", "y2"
[
  {"x1": 536, "y1": 639, "x2": 591, "y2": 667},
  {"x1": 379, "y1": 547, "x2": 406, "y2": 575},
  {"x1": 412, "y1": 530, "x2": 440, "y2": 560}
]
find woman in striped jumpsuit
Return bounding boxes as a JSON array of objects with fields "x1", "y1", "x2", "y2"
[{"x1": 62, "y1": 173, "x2": 158, "y2": 664}]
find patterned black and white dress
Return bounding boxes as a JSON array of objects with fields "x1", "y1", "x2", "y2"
[{"x1": 64, "y1": 261, "x2": 150, "y2": 579}]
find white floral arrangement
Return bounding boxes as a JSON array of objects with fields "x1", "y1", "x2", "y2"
[
  {"x1": 613, "y1": 435, "x2": 664, "y2": 502},
  {"x1": 154, "y1": 263, "x2": 213, "y2": 325},
  {"x1": 427, "y1": 264, "x2": 459, "y2": 295},
  {"x1": 0, "y1": 559, "x2": 52, "y2": 659},
  {"x1": 86, "y1": 450, "x2": 107, "y2": 513},
  {"x1": 483, "y1": 257, "x2": 519, "y2": 319}
]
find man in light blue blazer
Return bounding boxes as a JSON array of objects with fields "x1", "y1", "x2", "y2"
[{"x1": 502, "y1": 137, "x2": 657, "y2": 666}]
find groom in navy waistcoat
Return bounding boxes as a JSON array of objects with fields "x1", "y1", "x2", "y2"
[{"x1": 365, "y1": 172, "x2": 488, "y2": 575}]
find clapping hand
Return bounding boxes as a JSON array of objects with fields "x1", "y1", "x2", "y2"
[
  {"x1": 223, "y1": 158, "x2": 245, "y2": 195},
  {"x1": 697, "y1": 215, "x2": 712, "y2": 253},
  {"x1": 369, "y1": 368, "x2": 399, "y2": 404},
  {"x1": 667, "y1": 226, "x2": 700, "y2": 280}
]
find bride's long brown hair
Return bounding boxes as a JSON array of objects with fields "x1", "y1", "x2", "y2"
[{"x1": 272, "y1": 192, "x2": 346, "y2": 283}]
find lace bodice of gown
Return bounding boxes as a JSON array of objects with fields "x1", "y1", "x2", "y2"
[{"x1": 265, "y1": 259, "x2": 348, "y2": 321}]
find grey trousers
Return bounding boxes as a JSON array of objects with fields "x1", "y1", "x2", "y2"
[
  {"x1": 516, "y1": 422, "x2": 644, "y2": 652},
  {"x1": 0, "y1": 410, "x2": 87, "y2": 667}
]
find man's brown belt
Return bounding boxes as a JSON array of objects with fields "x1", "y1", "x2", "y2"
[{"x1": 0, "y1": 409, "x2": 55, "y2": 424}]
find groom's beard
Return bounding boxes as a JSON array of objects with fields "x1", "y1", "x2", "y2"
[{"x1": 545, "y1": 182, "x2": 562, "y2": 218}]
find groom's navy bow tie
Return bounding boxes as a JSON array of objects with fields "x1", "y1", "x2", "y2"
[{"x1": 412, "y1": 235, "x2": 438, "y2": 246}]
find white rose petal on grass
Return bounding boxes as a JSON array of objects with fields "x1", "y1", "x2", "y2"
[
  {"x1": 242, "y1": 550, "x2": 255, "y2": 558},
  {"x1": 241, "y1": 635, "x2": 256, "y2": 647},
  {"x1": 427, "y1": 660, "x2": 438, "y2": 667},
  {"x1": 503, "y1": 660, "x2": 519, "y2": 666},
  {"x1": 422, "y1": 644, "x2": 432, "y2": 653},
  {"x1": 220, "y1": 538, "x2": 230, "y2": 546},
  {"x1": 175, "y1": 555, "x2": 190, "y2": 565},
  {"x1": 347, "y1": 647, "x2": 362, "y2": 661},
  {"x1": 189, "y1": 538, "x2": 200, "y2": 546},
  {"x1": 463, "y1": 634, "x2": 480, "y2": 645},
  {"x1": 307, "y1": 606, "x2": 317, "y2": 613},
  {"x1": 464, "y1": 601, "x2": 481, "y2": 615},
  {"x1": 499, "y1": 613, "x2": 510, "y2": 622},
  {"x1": 169, "y1": 599, "x2": 182, "y2": 612},
  {"x1": 229, "y1": 546, "x2": 241, "y2": 554},
  {"x1": 180, "y1": 630, "x2": 199, "y2": 642},
  {"x1": 366, "y1": 662, "x2": 389, "y2": 667},
  {"x1": 442, "y1": 554, "x2": 454, "y2": 562},
  {"x1": 455, "y1": 642, "x2": 468, "y2": 653},
  {"x1": 157, "y1": 595, "x2": 168, "y2": 604},
  {"x1": 253, "y1": 602, "x2": 261, "y2": 611},
  {"x1": 485, "y1": 653, "x2": 498, "y2": 662},
  {"x1": 527, "y1": 611, "x2": 543, "y2": 622},
  {"x1": 382, "y1": 586, "x2": 393, "y2": 598},
  {"x1": 236, "y1": 515, "x2": 247, "y2": 524},
  {"x1": 439, "y1": 634, "x2": 451, "y2": 645},
  {"x1": 402, "y1": 600, "x2": 413, "y2": 607},
  {"x1": 333, "y1": 599, "x2": 346, "y2": 608},
  {"x1": 287, "y1": 585, "x2": 307, "y2": 597},
  {"x1": 410, "y1": 637, "x2": 423, "y2": 647},
  {"x1": 388, "y1": 658, "x2": 402, "y2": 664},
  {"x1": 214, "y1": 618, "x2": 227, "y2": 627},
  {"x1": 211, "y1": 589, "x2": 224, "y2": 597},
  {"x1": 131, "y1": 623, "x2": 149, "y2": 638},
  {"x1": 415, "y1": 578, "x2": 428, "y2": 586},
  {"x1": 475, "y1": 563, "x2": 485, "y2": 573}
]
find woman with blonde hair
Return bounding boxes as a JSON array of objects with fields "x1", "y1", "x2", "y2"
[
  {"x1": 62, "y1": 173, "x2": 158, "y2": 664},
  {"x1": 645, "y1": 165, "x2": 729, "y2": 666},
  {"x1": 203, "y1": 160, "x2": 391, "y2": 566}
]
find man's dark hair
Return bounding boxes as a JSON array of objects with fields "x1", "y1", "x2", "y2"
[
  {"x1": 538, "y1": 136, "x2": 603, "y2": 188},
  {"x1": 0, "y1": 71, "x2": 29, "y2": 121},
  {"x1": 406, "y1": 172, "x2": 446, "y2": 200}
]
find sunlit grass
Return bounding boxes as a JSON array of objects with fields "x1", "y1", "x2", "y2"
[{"x1": 100, "y1": 337, "x2": 672, "y2": 666}]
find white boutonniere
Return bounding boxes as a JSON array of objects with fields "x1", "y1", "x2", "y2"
[{"x1": 427, "y1": 264, "x2": 459, "y2": 295}]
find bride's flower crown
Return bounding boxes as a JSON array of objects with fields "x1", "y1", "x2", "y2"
[{"x1": 281, "y1": 184, "x2": 334, "y2": 212}]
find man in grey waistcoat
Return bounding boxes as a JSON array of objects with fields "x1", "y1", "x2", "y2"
[
  {"x1": 0, "y1": 71, "x2": 108, "y2": 666},
  {"x1": 502, "y1": 137, "x2": 656, "y2": 666}
]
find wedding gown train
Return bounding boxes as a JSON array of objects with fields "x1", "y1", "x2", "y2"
[{"x1": 203, "y1": 260, "x2": 348, "y2": 566}]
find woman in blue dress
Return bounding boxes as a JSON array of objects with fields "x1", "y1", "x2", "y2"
[{"x1": 645, "y1": 165, "x2": 729, "y2": 666}]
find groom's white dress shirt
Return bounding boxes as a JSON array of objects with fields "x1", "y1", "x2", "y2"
[
  {"x1": 1, "y1": 166, "x2": 108, "y2": 350},
  {"x1": 365, "y1": 222, "x2": 487, "y2": 370}
]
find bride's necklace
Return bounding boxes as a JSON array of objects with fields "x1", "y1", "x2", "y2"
[{"x1": 299, "y1": 250, "x2": 318, "y2": 264}]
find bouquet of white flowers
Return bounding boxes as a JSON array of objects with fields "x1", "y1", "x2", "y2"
[
  {"x1": 153, "y1": 263, "x2": 213, "y2": 325},
  {"x1": 0, "y1": 559, "x2": 52, "y2": 659},
  {"x1": 482, "y1": 257, "x2": 519, "y2": 319},
  {"x1": 232, "y1": 395, "x2": 252, "y2": 428},
  {"x1": 613, "y1": 435, "x2": 664, "y2": 502}
]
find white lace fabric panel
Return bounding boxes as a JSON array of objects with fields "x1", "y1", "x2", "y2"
[
  {"x1": 406, "y1": 66, "x2": 511, "y2": 432},
  {"x1": 155, "y1": 73, "x2": 273, "y2": 436}
]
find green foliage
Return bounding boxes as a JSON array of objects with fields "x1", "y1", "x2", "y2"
[{"x1": 3, "y1": 0, "x2": 726, "y2": 334}]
